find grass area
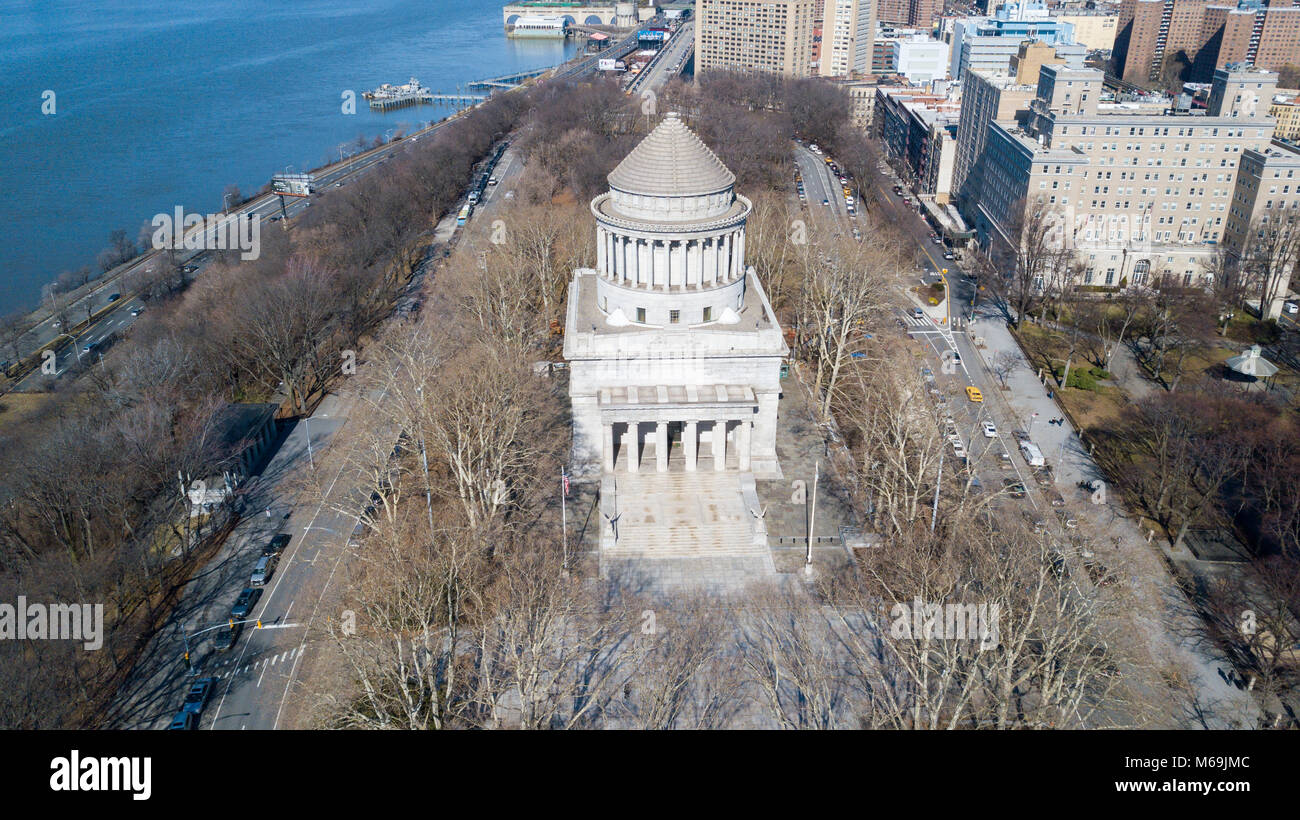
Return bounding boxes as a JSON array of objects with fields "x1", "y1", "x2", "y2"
[
  {"x1": 0, "y1": 391, "x2": 60, "y2": 431},
  {"x1": 1013, "y1": 324, "x2": 1129, "y2": 435}
]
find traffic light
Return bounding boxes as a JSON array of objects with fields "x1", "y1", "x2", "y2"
[
  {"x1": 183, "y1": 651, "x2": 191, "y2": 670},
  {"x1": 228, "y1": 619, "x2": 234, "y2": 628}
]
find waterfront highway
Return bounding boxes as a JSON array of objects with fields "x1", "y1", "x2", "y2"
[{"x1": 7, "y1": 119, "x2": 450, "y2": 393}]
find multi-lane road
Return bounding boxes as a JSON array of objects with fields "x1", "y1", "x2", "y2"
[
  {"x1": 627, "y1": 22, "x2": 693, "y2": 95},
  {"x1": 108, "y1": 140, "x2": 527, "y2": 731}
]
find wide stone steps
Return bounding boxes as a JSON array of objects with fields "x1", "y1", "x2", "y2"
[{"x1": 603, "y1": 471, "x2": 763, "y2": 558}]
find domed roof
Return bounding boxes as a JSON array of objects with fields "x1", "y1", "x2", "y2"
[{"x1": 607, "y1": 112, "x2": 735, "y2": 198}]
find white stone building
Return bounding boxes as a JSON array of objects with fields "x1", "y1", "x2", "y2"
[{"x1": 563, "y1": 113, "x2": 788, "y2": 482}]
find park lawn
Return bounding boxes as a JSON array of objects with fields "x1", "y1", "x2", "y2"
[{"x1": 0, "y1": 391, "x2": 60, "y2": 432}]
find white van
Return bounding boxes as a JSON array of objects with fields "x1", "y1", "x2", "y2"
[{"x1": 1019, "y1": 441, "x2": 1045, "y2": 467}]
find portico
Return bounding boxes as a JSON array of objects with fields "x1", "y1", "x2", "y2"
[{"x1": 597, "y1": 384, "x2": 758, "y2": 473}]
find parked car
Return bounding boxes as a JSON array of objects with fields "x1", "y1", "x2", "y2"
[
  {"x1": 229, "y1": 587, "x2": 262, "y2": 620},
  {"x1": 981, "y1": 421, "x2": 997, "y2": 438},
  {"x1": 182, "y1": 677, "x2": 215, "y2": 715},
  {"x1": 250, "y1": 554, "x2": 277, "y2": 586},
  {"x1": 263, "y1": 533, "x2": 291, "y2": 557},
  {"x1": 488, "y1": 176, "x2": 498, "y2": 186},
  {"x1": 1020, "y1": 440, "x2": 1046, "y2": 467},
  {"x1": 1002, "y1": 479, "x2": 1027, "y2": 498},
  {"x1": 167, "y1": 711, "x2": 199, "y2": 730}
]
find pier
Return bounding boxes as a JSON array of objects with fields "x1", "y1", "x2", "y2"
[
  {"x1": 466, "y1": 66, "x2": 554, "y2": 90},
  {"x1": 428, "y1": 93, "x2": 489, "y2": 105},
  {"x1": 368, "y1": 91, "x2": 433, "y2": 110}
]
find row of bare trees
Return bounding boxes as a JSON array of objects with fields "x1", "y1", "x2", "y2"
[{"x1": 0, "y1": 89, "x2": 539, "y2": 728}]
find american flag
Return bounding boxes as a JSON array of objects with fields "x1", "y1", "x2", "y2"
[{"x1": 562, "y1": 470, "x2": 570, "y2": 496}]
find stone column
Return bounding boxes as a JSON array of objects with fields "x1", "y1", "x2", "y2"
[
  {"x1": 625, "y1": 423, "x2": 639, "y2": 473},
  {"x1": 674, "y1": 241, "x2": 686, "y2": 290},
  {"x1": 684, "y1": 421, "x2": 698, "y2": 472},
  {"x1": 655, "y1": 422, "x2": 668, "y2": 472},
  {"x1": 641, "y1": 239, "x2": 654, "y2": 287},
  {"x1": 713, "y1": 420, "x2": 727, "y2": 471},
  {"x1": 738, "y1": 420, "x2": 752, "y2": 471},
  {"x1": 705, "y1": 238, "x2": 718, "y2": 285},
  {"x1": 597, "y1": 226, "x2": 606, "y2": 275},
  {"x1": 725, "y1": 232, "x2": 735, "y2": 280},
  {"x1": 619, "y1": 235, "x2": 629, "y2": 283},
  {"x1": 602, "y1": 422, "x2": 615, "y2": 473},
  {"x1": 736, "y1": 228, "x2": 746, "y2": 276},
  {"x1": 687, "y1": 239, "x2": 700, "y2": 287}
]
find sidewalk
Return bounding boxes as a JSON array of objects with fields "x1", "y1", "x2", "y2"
[{"x1": 968, "y1": 313, "x2": 1261, "y2": 728}]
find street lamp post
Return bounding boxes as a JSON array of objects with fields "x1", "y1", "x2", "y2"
[{"x1": 303, "y1": 418, "x2": 314, "y2": 469}]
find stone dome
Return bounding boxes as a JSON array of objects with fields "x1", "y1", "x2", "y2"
[{"x1": 607, "y1": 112, "x2": 735, "y2": 198}]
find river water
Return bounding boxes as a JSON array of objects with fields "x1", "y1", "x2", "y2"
[{"x1": 0, "y1": 0, "x2": 577, "y2": 313}]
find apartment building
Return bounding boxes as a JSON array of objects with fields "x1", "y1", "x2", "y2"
[
  {"x1": 952, "y1": 70, "x2": 1041, "y2": 207},
  {"x1": 875, "y1": 86, "x2": 964, "y2": 202},
  {"x1": 968, "y1": 65, "x2": 1289, "y2": 312},
  {"x1": 1224, "y1": 138, "x2": 1300, "y2": 311},
  {"x1": 1115, "y1": 0, "x2": 1300, "y2": 86},
  {"x1": 949, "y1": 6, "x2": 1083, "y2": 79},
  {"x1": 877, "y1": 0, "x2": 945, "y2": 30},
  {"x1": 1270, "y1": 92, "x2": 1300, "y2": 138},
  {"x1": 696, "y1": 0, "x2": 817, "y2": 76},
  {"x1": 820, "y1": 0, "x2": 875, "y2": 76},
  {"x1": 1056, "y1": 10, "x2": 1121, "y2": 50}
]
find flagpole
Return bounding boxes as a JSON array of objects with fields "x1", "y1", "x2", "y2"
[{"x1": 560, "y1": 467, "x2": 568, "y2": 572}]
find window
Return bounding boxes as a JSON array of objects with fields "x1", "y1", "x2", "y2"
[
  {"x1": 702, "y1": 306, "x2": 712, "y2": 322},
  {"x1": 669, "y1": 309, "x2": 680, "y2": 324},
  {"x1": 636, "y1": 307, "x2": 646, "y2": 323}
]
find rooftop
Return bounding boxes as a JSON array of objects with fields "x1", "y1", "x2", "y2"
[{"x1": 607, "y1": 112, "x2": 736, "y2": 198}]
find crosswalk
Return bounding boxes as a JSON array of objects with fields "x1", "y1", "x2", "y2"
[{"x1": 207, "y1": 646, "x2": 301, "y2": 680}]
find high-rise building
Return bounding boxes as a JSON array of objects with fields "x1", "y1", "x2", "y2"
[
  {"x1": 952, "y1": 69, "x2": 1039, "y2": 211},
  {"x1": 948, "y1": 6, "x2": 1082, "y2": 79},
  {"x1": 819, "y1": 0, "x2": 876, "y2": 76},
  {"x1": 1114, "y1": 0, "x2": 1300, "y2": 87},
  {"x1": 964, "y1": 65, "x2": 1293, "y2": 314},
  {"x1": 696, "y1": 0, "x2": 818, "y2": 77},
  {"x1": 878, "y1": 0, "x2": 944, "y2": 29},
  {"x1": 1055, "y1": 10, "x2": 1121, "y2": 50}
]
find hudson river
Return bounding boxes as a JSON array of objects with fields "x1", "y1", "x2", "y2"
[{"x1": 0, "y1": 0, "x2": 578, "y2": 314}]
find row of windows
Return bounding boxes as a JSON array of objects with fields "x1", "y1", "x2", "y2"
[{"x1": 627, "y1": 307, "x2": 713, "y2": 324}]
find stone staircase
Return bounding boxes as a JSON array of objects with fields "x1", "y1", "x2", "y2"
[{"x1": 600, "y1": 471, "x2": 768, "y2": 561}]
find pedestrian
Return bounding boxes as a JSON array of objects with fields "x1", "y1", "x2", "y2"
[{"x1": 265, "y1": 507, "x2": 271, "y2": 518}]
